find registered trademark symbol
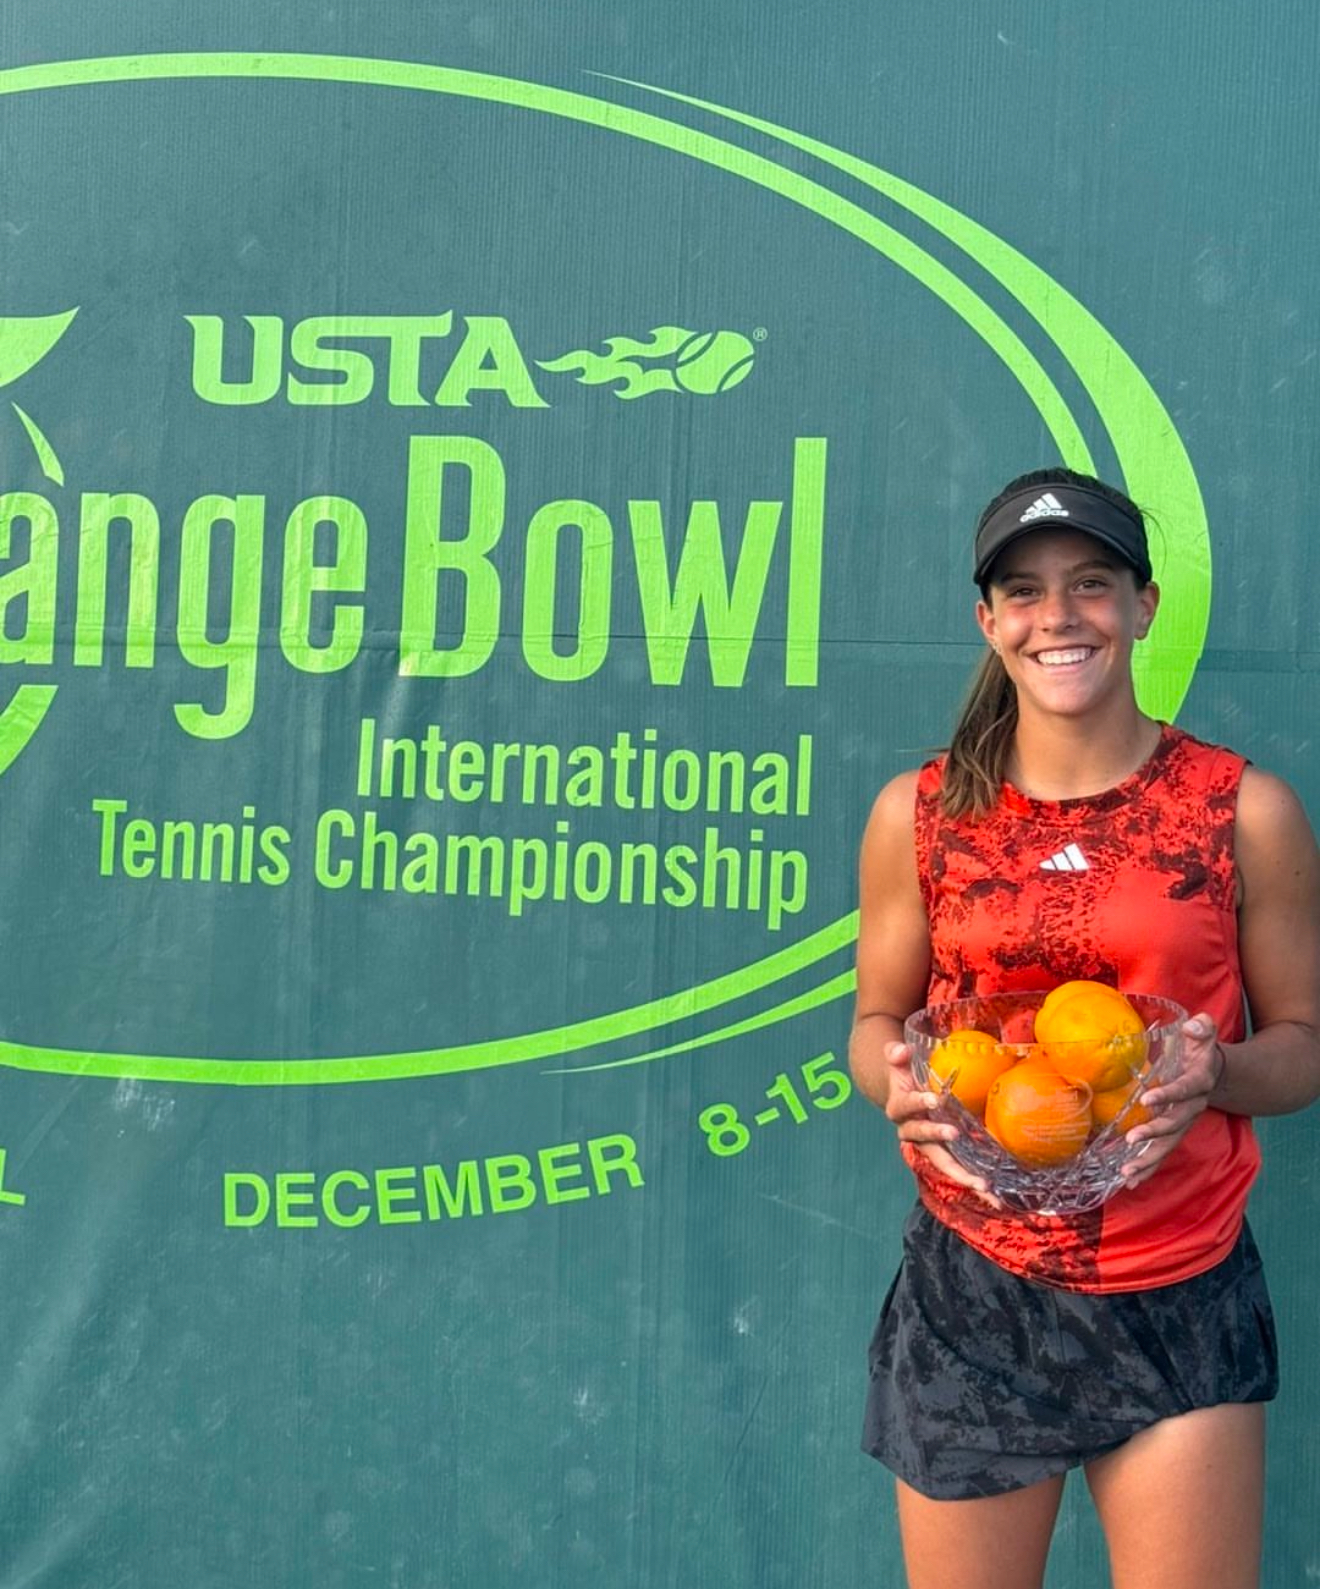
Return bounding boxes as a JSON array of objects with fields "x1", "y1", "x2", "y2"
[{"x1": 752, "y1": 327, "x2": 768, "y2": 342}]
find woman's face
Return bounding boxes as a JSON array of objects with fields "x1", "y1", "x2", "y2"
[{"x1": 975, "y1": 528, "x2": 1159, "y2": 722}]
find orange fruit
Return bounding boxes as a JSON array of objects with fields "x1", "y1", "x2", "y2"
[
  {"x1": 928, "y1": 1028, "x2": 1016, "y2": 1116},
  {"x1": 1034, "y1": 981, "x2": 1148, "y2": 1094},
  {"x1": 1090, "y1": 1075, "x2": 1153, "y2": 1132},
  {"x1": 1036, "y1": 979, "x2": 1123, "y2": 1026},
  {"x1": 984, "y1": 1061, "x2": 1092, "y2": 1168}
]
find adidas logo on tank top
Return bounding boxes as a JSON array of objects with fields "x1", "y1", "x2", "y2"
[{"x1": 1039, "y1": 842, "x2": 1090, "y2": 872}]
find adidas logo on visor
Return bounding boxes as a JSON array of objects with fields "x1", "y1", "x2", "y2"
[
  {"x1": 1019, "y1": 492, "x2": 1069, "y2": 524},
  {"x1": 1039, "y1": 843, "x2": 1090, "y2": 873}
]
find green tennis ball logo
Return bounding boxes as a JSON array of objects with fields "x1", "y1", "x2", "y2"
[
  {"x1": 538, "y1": 324, "x2": 757, "y2": 399},
  {"x1": 672, "y1": 330, "x2": 756, "y2": 394}
]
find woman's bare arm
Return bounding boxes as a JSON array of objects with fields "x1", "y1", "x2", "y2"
[
  {"x1": 849, "y1": 771, "x2": 930, "y2": 1111},
  {"x1": 1214, "y1": 767, "x2": 1320, "y2": 1113},
  {"x1": 1124, "y1": 767, "x2": 1320, "y2": 1180},
  {"x1": 850, "y1": 772, "x2": 997, "y2": 1200}
]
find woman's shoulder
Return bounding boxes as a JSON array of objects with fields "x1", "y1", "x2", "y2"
[
  {"x1": 1235, "y1": 764, "x2": 1316, "y2": 847},
  {"x1": 861, "y1": 761, "x2": 954, "y2": 892},
  {"x1": 857, "y1": 769, "x2": 927, "y2": 908},
  {"x1": 1232, "y1": 765, "x2": 1319, "y2": 981},
  {"x1": 865, "y1": 768, "x2": 921, "y2": 835},
  {"x1": 866, "y1": 755, "x2": 947, "y2": 828}
]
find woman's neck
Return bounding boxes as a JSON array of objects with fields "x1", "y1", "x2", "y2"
[{"x1": 1007, "y1": 708, "x2": 1163, "y2": 801}]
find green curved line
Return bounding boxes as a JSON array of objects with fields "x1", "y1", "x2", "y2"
[
  {"x1": 547, "y1": 969, "x2": 856, "y2": 1075},
  {"x1": 0, "y1": 684, "x2": 57, "y2": 776},
  {"x1": 609, "y1": 79, "x2": 1208, "y2": 721},
  {"x1": 0, "y1": 307, "x2": 78, "y2": 388},
  {"x1": 0, "y1": 54, "x2": 1115, "y2": 1084},
  {"x1": 0, "y1": 912, "x2": 859, "y2": 1085},
  {"x1": 0, "y1": 53, "x2": 1090, "y2": 467},
  {"x1": 12, "y1": 403, "x2": 65, "y2": 485}
]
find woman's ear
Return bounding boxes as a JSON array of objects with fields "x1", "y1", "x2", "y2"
[
  {"x1": 975, "y1": 597, "x2": 999, "y2": 652},
  {"x1": 1135, "y1": 581, "x2": 1160, "y2": 640}
]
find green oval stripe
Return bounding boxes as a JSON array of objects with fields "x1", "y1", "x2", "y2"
[
  {"x1": 0, "y1": 685, "x2": 58, "y2": 778},
  {"x1": 548, "y1": 970, "x2": 857, "y2": 1076},
  {"x1": 0, "y1": 913, "x2": 858, "y2": 1086},
  {"x1": 612, "y1": 77, "x2": 1209, "y2": 722},
  {"x1": 0, "y1": 53, "x2": 1197, "y2": 1084},
  {"x1": 0, "y1": 53, "x2": 1089, "y2": 464}
]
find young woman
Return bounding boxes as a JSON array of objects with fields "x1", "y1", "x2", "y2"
[{"x1": 850, "y1": 468, "x2": 1320, "y2": 1589}]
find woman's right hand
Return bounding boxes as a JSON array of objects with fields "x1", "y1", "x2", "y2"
[{"x1": 884, "y1": 1041, "x2": 1002, "y2": 1208}]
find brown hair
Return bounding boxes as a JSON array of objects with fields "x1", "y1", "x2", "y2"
[
  {"x1": 941, "y1": 650, "x2": 1018, "y2": 819},
  {"x1": 941, "y1": 467, "x2": 1149, "y2": 818}
]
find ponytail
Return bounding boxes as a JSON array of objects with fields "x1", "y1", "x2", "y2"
[{"x1": 942, "y1": 650, "x2": 1017, "y2": 818}]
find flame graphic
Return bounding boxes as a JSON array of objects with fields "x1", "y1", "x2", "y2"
[{"x1": 538, "y1": 325, "x2": 755, "y2": 399}]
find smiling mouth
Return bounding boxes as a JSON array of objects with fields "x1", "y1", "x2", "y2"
[{"x1": 1031, "y1": 647, "x2": 1097, "y2": 667}]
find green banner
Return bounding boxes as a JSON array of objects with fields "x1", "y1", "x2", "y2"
[{"x1": 0, "y1": 10, "x2": 1315, "y2": 1586}]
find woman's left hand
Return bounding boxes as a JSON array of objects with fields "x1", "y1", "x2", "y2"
[{"x1": 1118, "y1": 1013, "x2": 1225, "y2": 1189}]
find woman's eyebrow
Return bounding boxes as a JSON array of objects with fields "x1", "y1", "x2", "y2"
[{"x1": 994, "y1": 557, "x2": 1118, "y2": 582}]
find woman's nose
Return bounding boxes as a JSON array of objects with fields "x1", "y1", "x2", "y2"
[{"x1": 1038, "y1": 588, "x2": 1078, "y2": 629}]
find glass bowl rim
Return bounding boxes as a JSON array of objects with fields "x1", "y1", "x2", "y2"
[{"x1": 903, "y1": 989, "x2": 1189, "y2": 1049}]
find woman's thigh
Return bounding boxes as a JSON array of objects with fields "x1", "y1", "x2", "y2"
[
  {"x1": 1083, "y1": 1402, "x2": 1265, "y2": 1589},
  {"x1": 895, "y1": 1474, "x2": 1066, "y2": 1589}
]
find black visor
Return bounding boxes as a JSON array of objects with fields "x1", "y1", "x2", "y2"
[{"x1": 974, "y1": 483, "x2": 1151, "y2": 588}]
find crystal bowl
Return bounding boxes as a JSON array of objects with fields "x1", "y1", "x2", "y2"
[{"x1": 904, "y1": 990, "x2": 1187, "y2": 1215}]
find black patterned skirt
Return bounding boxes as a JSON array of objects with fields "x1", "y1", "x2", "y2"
[{"x1": 862, "y1": 1203, "x2": 1278, "y2": 1500}]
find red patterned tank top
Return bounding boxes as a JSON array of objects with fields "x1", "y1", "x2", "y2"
[{"x1": 906, "y1": 723, "x2": 1260, "y2": 1292}]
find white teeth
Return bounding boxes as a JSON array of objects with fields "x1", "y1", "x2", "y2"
[{"x1": 1036, "y1": 648, "x2": 1092, "y2": 666}]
